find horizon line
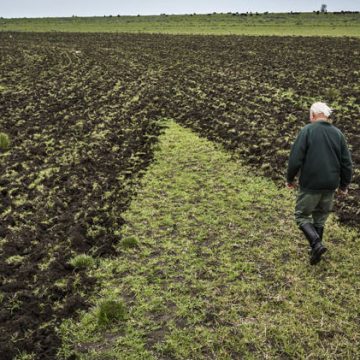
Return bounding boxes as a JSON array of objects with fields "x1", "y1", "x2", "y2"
[{"x1": 2, "y1": 10, "x2": 360, "y2": 20}]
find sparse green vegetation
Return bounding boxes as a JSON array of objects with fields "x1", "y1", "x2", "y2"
[
  {"x1": 5, "y1": 255, "x2": 24, "y2": 265},
  {"x1": 14, "y1": 353, "x2": 36, "y2": 360}
]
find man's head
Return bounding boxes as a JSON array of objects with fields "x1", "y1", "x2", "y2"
[{"x1": 309, "y1": 102, "x2": 332, "y2": 123}]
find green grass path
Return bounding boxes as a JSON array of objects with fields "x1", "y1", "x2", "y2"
[{"x1": 59, "y1": 119, "x2": 360, "y2": 359}]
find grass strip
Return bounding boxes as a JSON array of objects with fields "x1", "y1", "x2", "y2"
[{"x1": 58, "y1": 119, "x2": 360, "y2": 359}]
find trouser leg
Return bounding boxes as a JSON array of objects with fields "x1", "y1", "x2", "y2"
[
  {"x1": 312, "y1": 191, "x2": 335, "y2": 228},
  {"x1": 294, "y1": 190, "x2": 322, "y2": 227},
  {"x1": 295, "y1": 190, "x2": 328, "y2": 265}
]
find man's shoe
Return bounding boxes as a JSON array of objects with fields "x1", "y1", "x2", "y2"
[
  {"x1": 299, "y1": 223, "x2": 327, "y2": 265},
  {"x1": 310, "y1": 241, "x2": 327, "y2": 265}
]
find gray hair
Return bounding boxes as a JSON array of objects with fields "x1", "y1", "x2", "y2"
[{"x1": 310, "y1": 102, "x2": 332, "y2": 117}]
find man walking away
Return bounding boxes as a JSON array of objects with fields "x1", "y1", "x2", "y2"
[{"x1": 286, "y1": 102, "x2": 353, "y2": 265}]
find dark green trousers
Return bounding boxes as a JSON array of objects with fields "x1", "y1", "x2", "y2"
[{"x1": 295, "y1": 189, "x2": 335, "y2": 228}]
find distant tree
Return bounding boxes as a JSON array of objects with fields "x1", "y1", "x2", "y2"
[{"x1": 321, "y1": 4, "x2": 327, "y2": 13}]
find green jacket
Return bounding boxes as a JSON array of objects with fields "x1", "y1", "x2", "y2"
[{"x1": 287, "y1": 120, "x2": 352, "y2": 193}]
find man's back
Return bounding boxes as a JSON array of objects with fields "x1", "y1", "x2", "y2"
[{"x1": 287, "y1": 120, "x2": 352, "y2": 193}]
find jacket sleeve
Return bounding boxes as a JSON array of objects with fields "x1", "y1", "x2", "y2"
[
  {"x1": 286, "y1": 127, "x2": 308, "y2": 183},
  {"x1": 339, "y1": 134, "x2": 352, "y2": 190}
]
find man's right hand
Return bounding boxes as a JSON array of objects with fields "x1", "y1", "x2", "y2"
[{"x1": 337, "y1": 188, "x2": 348, "y2": 197}]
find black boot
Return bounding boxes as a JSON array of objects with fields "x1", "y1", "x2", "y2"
[
  {"x1": 299, "y1": 223, "x2": 327, "y2": 265},
  {"x1": 314, "y1": 226, "x2": 324, "y2": 240}
]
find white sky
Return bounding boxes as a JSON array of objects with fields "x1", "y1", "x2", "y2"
[{"x1": 1, "y1": 0, "x2": 359, "y2": 18}]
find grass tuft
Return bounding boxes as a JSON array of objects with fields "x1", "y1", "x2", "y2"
[
  {"x1": 120, "y1": 236, "x2": 139, "y2": 249},
  {"x1": 5, "y1": 255, "x2": 24, "y2": 265},
  {"x1": 0, "y1": 132, "x2": 10, "y2": 151},
  {"x1": 97, "y1": 300, "x2": 127, "y2": 327},
  {"x1": 68, "y1": 254, "x2": 96, "y2": 269}
]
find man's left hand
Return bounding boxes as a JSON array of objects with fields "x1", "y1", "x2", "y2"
[{"x1": 286, "y1": 182, "x2": 296, "y2": 189}]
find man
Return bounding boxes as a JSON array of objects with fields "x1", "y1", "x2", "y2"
[{"x1": 286, "y1": 102, "x2": 352, "y2": 265}]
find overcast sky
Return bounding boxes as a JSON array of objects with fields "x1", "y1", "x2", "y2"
[{"x1": 1, "y1": 0, "x2": 359, "y2": 18}]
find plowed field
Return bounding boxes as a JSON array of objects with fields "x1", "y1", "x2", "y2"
[{"x1": 0, "y1": 32, "x2": 359, "y2": 358}]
